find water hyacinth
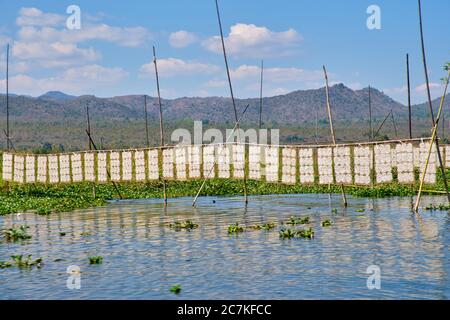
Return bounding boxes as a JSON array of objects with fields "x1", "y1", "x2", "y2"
[
  {"x1": 228, "y1": 222, "x2": 245, "y2": 234},
  {"x1": 321, "y1": 219, "x2": 332, "y2": 227},
  {"x1": 88, "y1": 256, "x2": 103, "y2": 264},
  {"x1": 10, "y1": 255, "x2": 42, "y2": 269},
  {"x1": 170, "y1": 284, "x2": 181, "y2": 294},
  {"x1": 169, "y1": 220, "x2": 199, "y2": 231},
  {"x1": 286, "y1": 216, "x2": 310, "y2": 225},
  {"x1": 249, "y1": 222, "x2": 276, "y2": 230},
  {"x1": 425, "y1": 203, "x2": 450, "y2": 211},
  {"x1": 279, "y1": 227, "x2": 314, "y2": 239},
  {"x1": 2, "y1": 225, "x2": 32, "y2": 241}
]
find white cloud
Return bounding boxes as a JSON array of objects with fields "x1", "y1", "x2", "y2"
[
  {"x1": 12, "y1": 41, "x2": 101, "y2": 67},
  {"x1": 169, "y1": 30, "x2": 198, "y2": 48},
  {"x1": 415, "y1": 82, "x2": 442, "y2": 93},
  {"x1": 230, "y1": 64, "x2": 323, "y2": 84},
  {"x1": 16, "y1": 7, "x2": 65, "y2": 27},
  {"x1": 203, "y1": 64, "x2": 330, "y2": 98},
  {"x1": 18, "y1": 24, "x2": 151, "y2": 48},
  {"x1": 0, "y1": 64, "x2": 128, "y2": 96},
  {"x1": 140, "y1": 58, "x2": 220, "y2": 77},
  {"x1": 4, "y1": 7, "x2": 152, "y2": 72},
  {"x1": 203, "y1": 23, "x2": 302, "y2": 58}
]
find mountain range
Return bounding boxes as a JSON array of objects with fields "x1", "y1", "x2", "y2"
[{"x1": 1, "y1": 83, "x2": 447, "y2": 125}]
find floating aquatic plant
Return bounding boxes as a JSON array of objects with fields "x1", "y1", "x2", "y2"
[
  {"x1": 425, "y1": 204, "x2": 450, "y2": 211},
  {"x1": 10, "y1": 255, "x2": 42, "y2": 269},
  {"x1": 249, "y1": 222, "x2": 276, "y2": 230},
  {"x1": 59, "y1": 232, "x2": 66, "y2": 236},
  {"x1": 286, "y1": 216, "x2": 310, "y2": 225},
  {"x1": 321, "y1": 219, "x2": 332, "y2": 227},
  {"x1": 356, "y1": 209, "x2": 365, "y2": 213},
  {"x1": 0, "y1": 260, "x2": 12, "y2": 268},
  {"x1": 331, "y1": 209, "x2": 338, "y2": 214},
  {"x1": 228, "y1": 222, "x2": 245, "y2": 234},
  {"x1": 296, "y1": 227, "x2": 315, "y2": 239},
  {"x1": 3, "y1": 225, "x2": 32, "y2": 242},
  {"x1": 280, "y1": 227, "x2": 314, "y2": 239},
  {"x1": 88, "y1": 256, "x2": 103, "y2": 264},
  {"x1": 170, "y1": 284, "x2": 181, "y2": 294},
  {"x1": 279, "y1": 228, "x2": 297, "y2": 239},
  {"x1": 169, "y1": 220, "x2": 199, "y2": 231}
]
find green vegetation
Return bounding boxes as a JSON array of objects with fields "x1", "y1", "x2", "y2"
[
  {"x1": 249, "y1": 222, "x2": 276, "y2": 230},
  {"x1": 169, "y1": 220, "x2": 199, "y2": 231},
  {"x1": 0, "y1": 260, "x2": 12, "y2": 268},
  {"x1": 88, "y1": 256, "x2": 103, "y2": 264},
  {"x1": 170, "y1": 284, "x2": 181, "y2": 294},
  {"x1": 321, "y1": 219, "x2": 332, "y2": 227},
  {"x1": 1, "y1": 165, "x2": 449, "y2": 216},
  {"x1": 59, "y1": 232, "x2": 66, "y2": 236},
  {"x1": 286, "y1": 216, "x2": 310, "y2": 225},
  {"x1": 425, "y1": 203, "x2": 450, "y2": 211},
  {"x1": 356, "y1": 209, "x2": 365, "y2": 213},
  {"x1": 2, "y1": 225, "x2": 32, "y2": 241},
  {"x1": 279, "y1": 227, "x2": 315, "y2": 239},
  {"x1": 228, "y1": 222, "x2": 245, "y2": 234},
  {"x1": 1, "y1": 255, "x2": 43, "y2": 269}
]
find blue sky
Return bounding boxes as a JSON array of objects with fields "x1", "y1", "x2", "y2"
[{"x1": 0, "y1": 0, "x2": 448, "y2": 104}]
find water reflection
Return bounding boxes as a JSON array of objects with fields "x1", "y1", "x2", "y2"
[{"x1": 0, "y1": 194, "x2": 448, "y2": 299}]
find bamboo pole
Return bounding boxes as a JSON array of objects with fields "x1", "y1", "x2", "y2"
[
  {"x1": 86, "y1": 105, "x2": 96, "y2": 198},
  {"x1": 414, "y1": 68, "x2": 450, "y2": 212},
  {"x1": 315, "y1": 109, "x2": 319, "y2": 144},
  {"x1": 374, "y1": 110, "x2": 392, "y2": 138},
  {"x1": 3, "y1": 129, "x2": 15, "y2": 151},
  {"x1": 369, "y1": 86, "x2": 373, "y2": 139},
  {"x1": 259, "y1": 60, "x2": 264, "y2": 129},
  {"x1": 391, "y1": 111, "x2": 398, "y2": 138},
  {"x1": 6, "y1": 43, "x2": 9, "y2": 151},
  {"x1": 418, "y1": 0, "x2": 450, "y2": 204},
  {"x1": 144, "y1": 95, "x2": 150, "y2": 148},
  {"x1": 407, "y1": 54, "x2": 412, "y2": 139},
  {"x1": 369, "y1": 85, "x2": 373, "y2": 140},
  {"x1": 323, "y1": 65, "x2": 347, "y2": 207},
  {"x1": 215, "y1": 0, "x2": 248, "y2": 204},
  {"x1": 152, "y1": 46, "x2": 167, "y2": 205}
]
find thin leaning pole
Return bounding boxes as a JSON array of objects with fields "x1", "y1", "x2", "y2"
[
  {"x1": 391, "y1": 111, "x2": 398, "y2": 138},
  {"x1": 418, "y1": 0, "x2": 450, "y2": 204},
  {"x1": 152, "y1": 46, "x2": 167, "y2": 205},
  {"x1": 374, "y1": 110, "x2": 392, "y2": 138},
  {"x1": 5, "y1": 43, "x2": 10, "y2": 151},
  {"x1": 215, "y1": 0, "x2": 248, "y2": 204},
  {"x1": 414, "y1": 68, "x2": 450, "y2": 212},
  {"x1": 193, "y1": 104, "x2": 250, "y2": 207},
  {"x1": 407, "y1": 54, "x2": 412, "y2": 139},
  {"x1": 86, "y1": 104, "x2": 96, "y2": 198},
  {"x1": 323, "y1": 65, "x2": 347, "y2": 207},
  {"x1": 368, "y1": 85, "x2": 373, "y2": 140},
  {"x1": 259, "y1": 60, "x2": 264, "y2": 129}
]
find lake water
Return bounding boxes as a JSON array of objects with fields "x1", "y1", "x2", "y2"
[{"x1": 0, "y1": 194, "x2": 449, "y2": 300}]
